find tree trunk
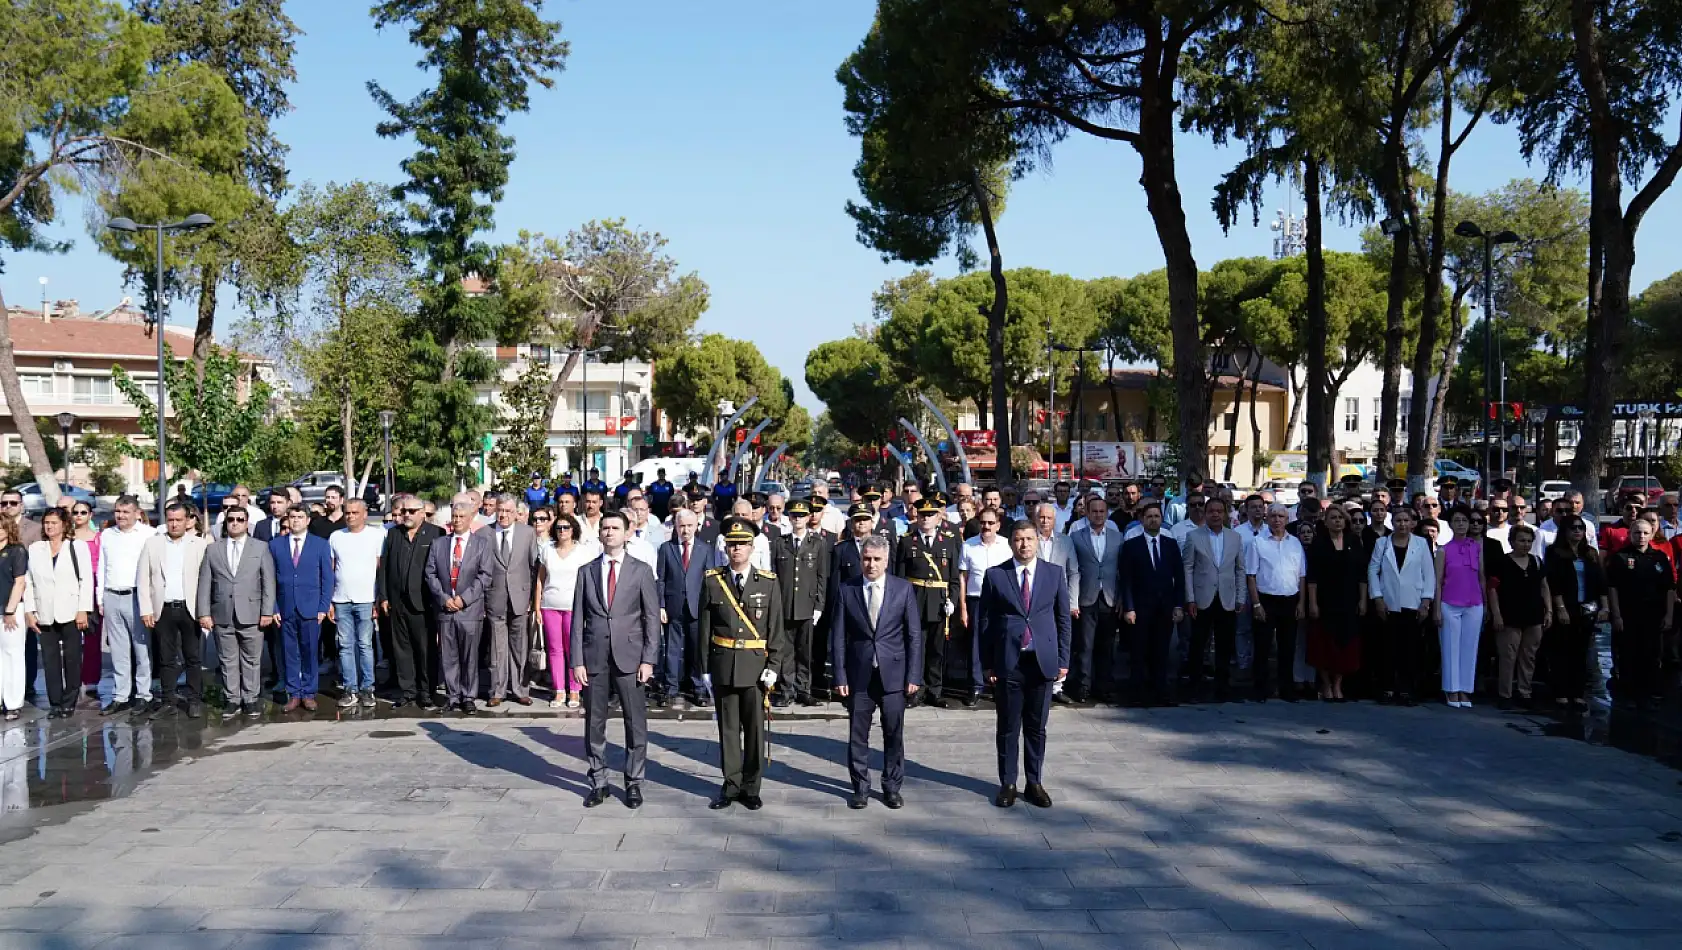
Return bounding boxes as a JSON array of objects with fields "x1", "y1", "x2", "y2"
[
  {"x1": 1303, "y1": 156, "x2": 1330, "y2": 491},
  {"x1": 974, "y1": 394, "x2": 987, "y2": 430},
  {"x1": 341, "y1": 388, "x2": 356, "y2": 490},
  {"x1": 1139, "y1": 132, "x2": 1207, "y2": 485},
  {"x1": 1424, "y1": 287, "x2": 1470, "y2": 459},
  {"x1": 1223, "y1": 349, "x2": 1250, "y2": 482},
  {"x1": 971, "y1": 172, "x2": 1012, "y2": 486},
  {"x1": 1284, "y1": 365, "x2": 1306, "y2": 451},
  {"x1": 1247, "y1": 351, "x2": 1264, "y2": 485},
  {"x1": 1406, "y1": 88, "x2": 1457, "y2": 497},
  {"x1": 193, "y1": 262, "x2": 220, "y2": 373},
  {"x1": 1376, "y1": 219, "x2": 1410, "y2": 482},
  {"x1": 543, "y1": 311, "x2": 604, "y2": 433},
  {"x1": 1107, "y1": 352, "x2": 1125, "y2": 440},
  {"x1": 0, "y1": 291, "x2": 62, "y2": 504}
]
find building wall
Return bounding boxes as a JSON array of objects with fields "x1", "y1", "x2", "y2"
[{"x1": 1054, "y1": 382, "x2": 1290, "y2": 488}]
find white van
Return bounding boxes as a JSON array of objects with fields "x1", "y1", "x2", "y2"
[{"x1": 629, "y1": 456, "x2": 707, "y2": 487}]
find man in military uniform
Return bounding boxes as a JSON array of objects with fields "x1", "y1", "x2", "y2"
[
  {"x1": 896, "y1": 496, "x2": 962, "y2": 708},
  {"x1": 859, "y1": 485, "x2": 899, "y2": 546},
  {"x1": 773, "y1": 498, "x2": 831, "y2": 707},
  {"x1": 699, "y1": 517, "x2": 788, "y2": 810}
]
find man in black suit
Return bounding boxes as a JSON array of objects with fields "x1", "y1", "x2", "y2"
[
  {"x1": 773, "y1": 498, "x2": 830, "y2": 707},
  {"x1": 376, "y1": 494, "x2": 443, "y2": 709},
  {"x1": 655, "y1": 507, "x2": 718, "y2": 708},
  {"x1": 252, "y1": 490, "x2": 290, "y2": 542},
  {"x1": 1119, "y1": 502, "x2": 1186, "y2": 707},
  {"x1": 896, "y1": 496, "x2": 961, "y2": 708},
  {"x1": 832, "y1": 534, "x2": 922, "y2": 809},
  {"x1": 980, "y1": 521, "x2": 1071, "y2": 809}
]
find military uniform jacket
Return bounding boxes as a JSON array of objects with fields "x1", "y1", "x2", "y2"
[
  {"x1": 699, "y1": 566, "x2": 788, "y2": 688},
  {"x1": 773, "y1": 530, "x2": 830, "y2": 622},
  {"x1": 895, "y1": 529, "x2": 962, "y2": 624}
]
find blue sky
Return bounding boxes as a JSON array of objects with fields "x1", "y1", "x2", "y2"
[{"x1": 5, "y1": 1, "x2": 1678, "y2": 410}]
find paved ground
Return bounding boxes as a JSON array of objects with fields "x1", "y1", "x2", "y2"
[{"x1": 1, "y1": 700, "x2": 1682, "y2": 949}]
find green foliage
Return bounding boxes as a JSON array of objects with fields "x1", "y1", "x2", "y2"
[
  {"x1": 488, "y1": 360, "x2": 553, "y2": 491},
  {"x1": 369, "y1": 0, "x2": 568, "y2": 497},
  {"x1": 811, "y1": 411, "x2": 867, "y2": 471},
  {"x1": 73, "y1": 432, "x2": 127, "y2": 496},
  {"x1": 804, "y1": 337, "x2": 913, "y2": 451},
  {"x1": 652, "y1": 335, "x2": 797, "y2": 445},
  {"x1": 111, "y1": 343, "x2": 294, "y2": 487}
]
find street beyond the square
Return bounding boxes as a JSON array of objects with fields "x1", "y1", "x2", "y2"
[{"x1": 0, "y1": 703, "x2": 1681, "y2": 949}]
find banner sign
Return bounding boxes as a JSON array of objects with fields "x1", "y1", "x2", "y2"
[
  {"x1": 956, "y1": 429, "x2": 996, "y2": 448},
  {"x1": 1549, "y1": 402, "x2": 1682, "y2": 421}
]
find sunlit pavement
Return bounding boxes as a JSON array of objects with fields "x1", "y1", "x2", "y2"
[{"x1": 2, "y1": 698, "x2": 1682, "y2": 949}]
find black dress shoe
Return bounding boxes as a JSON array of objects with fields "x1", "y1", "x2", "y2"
[
  {"x1": 883, "y1": 791, "x2": 904, "y2": 809},
  {"x1": 848, "y1": 793, "x2": 868, "y2": 810},
  {"x1": 709, "y1": 796, "x2": 734, "y2": 810},
  {"x1": 1052, "y1": 692, "x2": 1075, "y2": 705},
  {"x1": 459, "y1": 701, "x2": 477, "y2": 716},
  {"x1": 144, "y1": 698, "x2": 164, "y2": 714},
  {"x1": 964, "y1": 696, "x2": 981, "y2": 709},
  {"x1": 1024, "y1": 783, "x2": 1053, "y2": 808},
  {"x1": 994, "y1": 785, "x2": 1017, "y2": 808},
  {"x1": 741, "y1": 794, "x2": 764, "y2": 811},
  {"x1": 583, "y1": 787, "x2": 611, "y2": 808},
  {"x1": 101, "y1": 701, "x2": 130, "y2": 716},
  {"x1": 626, "y1": 786, "x2": 644, "y2": 809},
  {"x1": 695, "y1": 694, "x2": 713, "y2": 708},
  {"x1": 926, "y1": 696, "x2": 949, "y2": 709},
  {"x1": 392, "y1": 698, "x2": 413, "y2": 709}
]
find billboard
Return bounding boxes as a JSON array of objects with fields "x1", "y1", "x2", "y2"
[
  {"x1": 1075, "y1": 442, "x2": 1173, "y2": 480},
  {"x1": 1267, "y1": 451, "x2": 1309, "y2": 482}
]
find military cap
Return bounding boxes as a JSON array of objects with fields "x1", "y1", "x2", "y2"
[
  {"x1": 860, "y1": 485, "x2": 882, "y2": 502},
  {"x1": 913, "y1": 496, "x2": 943, "y2": 516},
  {"x1": 1436, "y1": 475, "x2": 1459, "y2": 488},
  {"x1": 1385, "y1": 477, "x2": 1408, "y2": 491},
  {"x1": 749, "y1": 491, "x2": 768, "y2": 506},
  {"x1": 720, "y1": 516, "x2": 759, "y2": 543},
  {"x1": 931, "y1": 490, "x2": 949, "y2": 507},
  {"x1": 848, "y1": 502, "x2": 875, "y2": 520},
  {"x1": 787, "y1": 498, "x2": 811, "y2": 516},
  {"x1": 809, "y1": 494, "x2": 829, "y2": 509}
]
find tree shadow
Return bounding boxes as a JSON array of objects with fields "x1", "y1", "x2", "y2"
[{"x1": 418, "y1": 721, "x2": 590, "y2": 796}]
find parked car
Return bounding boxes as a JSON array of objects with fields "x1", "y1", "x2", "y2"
[
  {"x1": 1538, "y1": 480, "x2": 1573, "y2": 505},
  {"x1": 288, "y1": 471, "x2": 347, "y2": 506},
  {"x1": 190, "y1": 482, "x2": 236, "y2": 514},
  {"x1": 1258, "y1": 481, "x2": 1300, "y2": 507},
  {"x1": 1611, "y1": 475, "x2": 1665, "y2": 509},
  {"x1": 755, "y1": 480, "x2": 787, "y2": 499},
  {"x1": 9, "y1": 482, "x2": 97, "y2": 515},
  {"x1": 788, "y1": 478, "x2": 815, "y2": 499}
]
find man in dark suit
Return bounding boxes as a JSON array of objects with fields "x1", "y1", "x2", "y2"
[
  {"x1": 252, "y1": 490, "x2": 290, "y2": 542},
  {"x1": 196, "y1": 504, "x2": 275, "y2": 719},
  {"x1": 268, "y1": 506, "x2": 335, "y2": 712},
  {"x1": 426, "y1": 495, "x2": 495, "y2": 715},
  {"x1": 895, "y1": 496, "x2": 961, "y2": 708},
  {"x1": 981, "y1": 521, "x2": 1071, "y2": 809},
  {"x1": 859, "y1": 485, "x2": 898, "y2": 546},
  {"x1": 832, "y1": 534, "x2": 921, "y2": 809},
  {"x1": 570, "y1": 510, "x2": 661, "y2": 808},
  {"x1": 484, "y1": 493, "x2": 539, "y2": 707},
  {"x1": 1119, "y1": 502, "x2": 1187, "y2": 707},
  {"x1": 376, "y1": 493, "x2": 442, "y2": 709},
  {"x1": 773, "y1": 498, "x2": 830, "y2": 707},
  {"x1": 698, "y1": 517, "x2": 787, "y2": 811},
  {"x1": 655, "y1": 507, "x2": 718, "y2": 708}
]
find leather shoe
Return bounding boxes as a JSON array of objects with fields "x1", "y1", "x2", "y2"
[
  {"x1": 283, "y1": 698, "x2": 302, "y2": 713},
  {"x1": 583, "y1": 786, "x2": 611, "y2": 808},
  {"x1": 512, "y1": 695, "x2": 533, "y2": 706},
  {"x1": 994, "y1": 785, "x2": 1017, "y2": 808},
  {"x1": 1052, "y1": 692, "x2": 1075, "y2": 705},
  {"x1": 1024, "y1": 783, "x2": 1053, "y2": 808},
  {"x1": 301, "y1": 697, "x2": 318, "y2": 711},
  {"x1": 626, "y1": 786, "x2": 643, "y2": 809},
  {"x1": 883, "y1": 791, "x2": 904, "y2": 810},
  {"x1": 487, "y1": 697, "x2": 502, "y2": 708},
  {"x1": 848, "y1": 793, "x2": 868, "y2": 810},
  {"x1": 101, "y1": 701, "x2": 131, "y2": 716},
  {"x1": 926, "y1": 696, "x2": 949, "y2": 708},
  {"x1": 709, "y1": 795, "x2": 734, "y2": 810},
  {"x1": 964, "y1": 696, "x2": 981, "y2": 709},
  {"x1": 145, "y1": 698, "x2": 164, "y2": 714},
  {"x1": 459, "y1": 701, "x2": 477, "y2": 716},
  {"x1": 392, "y1": 699, "x2": 413, "y2": 709},
  {"x1": 741, "y1": 794, "x2": 764, "y2": 811}
]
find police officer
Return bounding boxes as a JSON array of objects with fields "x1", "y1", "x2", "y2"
[
  {"x1": 700, "y1": 517, "x2": 787, "y2": 810},
  {"x1": 859, "y1": 485, "x2": 899, "y2": 545},
  {"x1": 896, "y1": 496, "x2": 961, "y2": 708},
  {"x1": 773, "y1": 499, "x2": 830, "y2": 707},
  {"x1": 1608, "y1": 518, "x2": 1675, "y2": 709}
]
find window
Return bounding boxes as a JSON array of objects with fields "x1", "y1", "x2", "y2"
[
  {"x1": 1344, "y1": 397, "x2": 1360, "y2": 432},
  {"x1": 1399, "y1": 397, "x2": 1412, "y2": 434},
  {"x1": 573, "y1": 391, "x2": 609, "y2": 414},
  {"x1": 72, "y1": 376, "x2": 114, "y2": 405},
  {"x1": 530, "y1": 344, "x2": 553, "y2": 363},
  {"x1": 1224, "y1": 410, "x2": 1239, "y2": 431},
  {"x1": 5, "y1": 440, "x2": 23, "y2": 464},
  {"x1": 142, "y1": 381, "x2": 159, "y2": 402},
  {"x1": 1371, "y1": 398, "x2": 1380, "y2": 432},
  {"x1": 18, "y1": 374, "x2": 52, "y2": 397}
]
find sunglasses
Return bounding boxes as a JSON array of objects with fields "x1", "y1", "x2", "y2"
[
  {"x1": 73, "y1": 508, "x2": 91, "y2": 516},
  {"x1": 1492, "y1": 506, "x2": 1509, "y2": 512},
  {"x1": 1425, "y1": 501, "x2": 1441, "y2": 508},
  {"x1": 0, "y1": 500, "x2": 19, "y2": 508},
  {"x1": 225, "y1": 515, "x2": 248, "y2": 523},
  {"x1": 532, "y1": 515, "x2": 553, "y2": 522},
  {"x1": 399, "y1": 507, "x2": 423, "y2": 515},
  {"x1": 556, "y1": 523, "x2": 574, "y2": 531}
]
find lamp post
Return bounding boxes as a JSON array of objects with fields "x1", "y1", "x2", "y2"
[
  {"x1": 54, "y1": 412, "x2": 75, "y2": 484},
  {"x1": 1640, "y1": 408, "x2": 1657, "y2": 492},
  {"x1": 1053, "y1": 343, "x2": 1106, "y2": 487},
  {"x1": 1453, "y1": 220, "x2": 1522, "y2": 500},
  {"x1": 1526, "y1": 404, "x2": 1547, "y2": 522},
  {"x1": 105, "y1": 214, "x2": 214, "y2": 515},
  {"x1": 378, "y1": 410, "x2": 396, "y2": 506}
]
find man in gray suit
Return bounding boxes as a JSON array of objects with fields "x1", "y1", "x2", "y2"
[
  {"x1": 570, "y1": 510, "x2": 661, "y2": 809},
  {"x1": 1030, "y1": 503, "x2": 1084, "y2": 705},
  {"x1": 484, "y1": 493, "x2": 539, "y2": 707},
  {"x1": 426, "y1": 495, "x2": 495, "y2": 715},
  {"x1": 196, "y1": 503, "x2": 276, "y2": 719},
  {"x1": 1182, "y1": 496, "x2": 1247, "y2": 702},
  {"x1": 1067, "y1": 495, "x2": 1124, "y2": 703}
]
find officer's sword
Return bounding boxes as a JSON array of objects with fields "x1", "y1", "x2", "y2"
[{"x1": 763, "y1": 682, "x2": 774, "y2": 764}]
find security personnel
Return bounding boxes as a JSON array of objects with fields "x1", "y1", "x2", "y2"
[
  {"x1": 699, "y1": 517, "x2": 787, "y2": 810},
  {"x1": 859, "y1": 485, "x2": 899, "y2": 546},
  {"x1": 773, "y1": 498, "x2": 830, "y2": 707},
  {"x1": 1608, "y1": 519, "x2": 1675, "y2": 709},
  {"x1": 896, "y1": 496, "x2": 962, "y2": 708},
  {"x1": 809, "y1": 495, "x2": 839, "y2": 541},
  {"x1": 712, "y1": 476, "x2": 739, "y2": 521},
  {"x1": 1436, "y1": 475, "x2": 1461, "y2": 509}
]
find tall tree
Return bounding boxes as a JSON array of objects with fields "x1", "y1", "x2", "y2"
[
  {"x1": 368, "y1": 0, "x2": 567, "y2": 497},
  {"x1": 838, "y1": 1, "x2": 1021, "y2": 483},
  {"x1": 0, "y1": 0, "x2": 242, "y2": 503},
  {"x1": 805, "y1": 337, "x2": 914, "y2": 454},
  {"x1": 652, "y1": 335, "x2": 797, "y2": 454},
  {"x1": 1506, "y1": 0, "x2": 1682, "y2": 509},
  {"x1": 486, "y1": 358, "x2": 552, "y2": 491}
]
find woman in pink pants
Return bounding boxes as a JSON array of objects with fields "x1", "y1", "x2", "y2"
[{"x1": 534, "y1": 510, "x2": 597, "y2": 709}]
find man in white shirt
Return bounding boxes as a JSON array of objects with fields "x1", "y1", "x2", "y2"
[
  {"x1": 328, "y1": 499, "x2": 385, "y2": 708},
  {"x1": 945, "y1": 482, "x2": 975, "y2": 526},
  {"x1": 957, "y1": 508, "x2": 1013, "y2": 707},
  {"x1": 138, "y1": 502, "x2": 209, "y2": 717},
  {"x1": 1485, "y1": 498, "x2": 1514, "y2": 554},
  {"x1": 1245, "y1": 504, "x2": 1306, "y2": 703},
  {"x1": 212, "y1": 484, "x2": 266, "y2": 539},
  {"x1": 1032, "y1": 503, "x2": 1082, "y2": 704},
  {"x1": 1050, "y1": 481, "x2": 1077, "y2": 533},
  {"x1": 1538, "y1": 492, "x2": 1599, "y2": 555},
  {"x1": 1661, "y1": 494, "x2": 1682, "y2": 541},
  {"x1": 1232, "y1": 494, "x2": 1269, "y2": 674},
  {"x1": 627, "y1": 494, "x2": 668, "y2": 549},
  {"x1": 97, "y1": 495, "x2": 153, "y2": 713}
]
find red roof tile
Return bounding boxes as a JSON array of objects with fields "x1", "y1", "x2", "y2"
[{"x1": 6, "y1": 316, "x2": 252, "y2": 362}]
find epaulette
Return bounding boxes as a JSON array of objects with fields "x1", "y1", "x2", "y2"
[
  {"x1": 756, "y1": 569, "x2": 778, "y2": 580},
  {"x1": 705, "y1": 568, "x2": 724, "y2": 577}
]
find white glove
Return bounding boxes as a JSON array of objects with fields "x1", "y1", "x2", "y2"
[
  {"x1": 813, "y1": 610, "x2": 822, "y2": 624},
  {"x1": 702, "y1": 673, "x2": 712, "y2": 691},
  {"x1": 943, "y1": 599, "x2": 955, "y2": 617},
  {"x1": 759, "y1": 669, "x2": 778, "y2": 688}
]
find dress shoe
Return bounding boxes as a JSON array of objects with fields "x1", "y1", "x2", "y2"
[
  {"x1": 798, "y1": 694, "x2": 817, "y2": 707},
  {"x1": 964, "y1": 696, "x2": 981, "y2": 709},
  {"x1": 144, "y1": 698, "x2": 164, "y2": 715},
  {"x1": 626, "y1": 785, "x2": 644, "y2": 809},
  {"x1": 283, "y1": 698, "x2": 302, "y2": 713},
  {"x1": 1052, "y1": 692, "x2": 1075, "y2": 705},
  {"x1": 1024, "y1": 783, "x2": 1053, "y2": 808},
  {"x1": 487, "y1": 697, "x2": 503, "y2": 708},
  {"x1": 695, "y1": 693, "x2": 713, "y2": 708},
  {"x1": 459, "y1": 701, "x2": 477, "y2": 716},
  {"x1": 418, "y1": 697, "x2": 437, "y2": 710},
  {"x1": 512, "y1": 695, "x2": 533, "y2": 706},
  {"x1": 186, "y1": 701, "x2": 203, "y2": 719},
  {"x1": 101, "y1": 700, "x2": 131, "y2": 716},
  {"x1": 848, "y1": 792, "x2": 868, "y2": 810},
  {"x1": 883, "y1": 791, "x2": 904, "y2": 809},
  {"x1": 392, "y1": 698, "x2": 414, "y2": 710},
  {"x1": 926, "y1": 696, "x2": 949, "y2": 709},
  {"x1": 994, "y1": 785, "x2": 1017, "y2": 808},
  {"x1": 583, "y1": 786, "x2": 611, "y2": 808},
  {"x1": 245, "y1": 703, "x2": 262, "y2": 718},
  {"x1": 222, "y1": 705, "x2": 240, "y2": 722},
  {"x1": 741, "y1": 794, "x2": 764, "y2": 811},
  {"x1": 771, "y1": 695, "x2": 791, "y2": 709},
  {"x1": 301, "y1": 697, "x2": 318, "y2": 712}
]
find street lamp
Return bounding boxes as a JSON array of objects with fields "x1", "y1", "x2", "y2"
[
  {"x1": 106, "y1": 214, "x2": 214, "y2": 514},
  {"x1": 1453, "y1": 220, "x2": 1522, "y2": 499},
  {"x1": 1525, "y1": 404, "x2": 1547, "y2": 521},
  {"x1": 1640, "y1": 408, "x2": 1658, "y2": 491},
  {"x1": 378, "y1": 410, "x2": 396, "y2": 506},
  {"x1": 1053, "y1": 343, "x2": 1106, "y2": 486},
  {"x1": 54, "y1": 412, "x2": 75, "y2": 484}
]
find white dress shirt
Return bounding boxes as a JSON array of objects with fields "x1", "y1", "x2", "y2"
[
  {"x1": 162, "y1": 535, "x2": 189, "y2": 602},
  {"x1": 97, "y1": 525, "x2": 149, "y2": 600},
  {"x1": 959, "y1": 535, "x2": 1013, "y2": 596},
  {"x1": 1245, "y1": 530, "x2": 1307, "y2": 596},
  {"x1": 600, "y1": 551, "x2": 625, "y2": 601},
  {"x1": 1088, "y1": 526, "x2": 1107, "y2": 563}
]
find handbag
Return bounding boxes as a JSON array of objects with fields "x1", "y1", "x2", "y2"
[{"x1": 527, "y1": 613, "x2": 547, "y2": 672}]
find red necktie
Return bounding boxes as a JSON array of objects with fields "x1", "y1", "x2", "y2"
[
  {"x1": 451, "y1": 537, "x2": 462, "y2": 588},
  {"x1": 682, "y1": 541, "x2": 690, "y2": 572},
  {"x1": 607, "y1": 558, "x2": 618, "y2": 608},
  {"x1": 1020, "y1": 567, "x2": 1034, "y2": 651},
  {"x1": 291, "y1": 539, "x2": 300, "y2": 567}
]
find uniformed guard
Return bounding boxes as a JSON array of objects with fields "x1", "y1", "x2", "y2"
[
  {"x1": 896, "y1": 496, "x2": 962, "y2": 707},
  {"x1": 773, "y1": 498, "x2": 831, "y2": 707},
  {"x1": 1608, "y1": 518, "x2": 1676, "y2": 709},
  {"x1": 700, "y1": 516, "x2": 787, "y2": 810},
  {"x1": 809, "y1": 494, "x2": 838, "y2": 541},
  {"x1": 859, "y1": 485, "x2": 899, "y2": 546}
]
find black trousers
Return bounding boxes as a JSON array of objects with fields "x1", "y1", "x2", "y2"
[
  {"x1": 920, "y1": 610, "x2": 947, "y2": 700},
  {"x1": 954, "y1": 596, "x2": 985, "y2": 698},
  {"x1": 1071, "y1": 602, "x2": 1118, "y2": 699},
  {"x1": 38, "y1": 621, "x2": 81, "y2": 710},
  {"x1": 1129, "y1": 605, "x2": 1175, "y2": 699},
  {"x1": 1254, "y1": 594, "x2": 1299, "y2": 699},
  {"x1": 1548, "y1": 608, "x2": 1596, "y2": 701},
  {"x1": 787, "y1": 617, "x2": 817, "y2": 697},
  {"x1": 152, "y1": 602, "x2": 202, "y2": 702},
  {"x1": 716, "y1": 682, "x2": 766, "y2": 798},
  {"x1": 1615, "y1": 612, "x2": 1665, "y2": 699},
  {"x1": 390, "y1": 601, "x2": 434, "y2": 702},
  {"x1": 23, "y1": 627, "x2": 37, "y2": 701},
  {"x1": 996, "y1": 657, "x2": 1052, "y2": 788},
  {"x1": 848, "y1": 668, "x2": 907, "y2": 794},
  {"x1": 1187, "y1": 601, "x2": 1235, "y2": 693},
  {"x1": 1371, "y1": 607, "x2": 1422, "y2": 697}
]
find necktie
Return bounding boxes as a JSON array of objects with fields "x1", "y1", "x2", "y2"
[
  {"x1": 682, "y1": 540, "x2": 691, "y2": 571},
  {"x1": 734, "y1": 572, "x2": 745, "y2": 599},
  {"x1": 1150, "y1": 536, "x2": 1159, "y2": 570},
  {"x1": 1020, "y1": 568, "x2": 1034, "y2": 650},
  {"x1": 606, "y1": 558, "x2": 618, "y2": 608},
  {"x1": 292, "y1": 538, "x2": 301, "y2": 567},
  {"x1": 451, "y1": 536, "x2": 462, "y2": 587},
  {"x1": 867, "y1": 581, "x2": 881, "y2": 627},
  {"x1": 231, "y1": 540, "x2": 241, "y2": 566},
  {"x1": 500, "y1": 529, "x2": 510, "y2": 562}
]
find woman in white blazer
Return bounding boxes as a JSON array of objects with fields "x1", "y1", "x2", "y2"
[
  {"x1": 22, "y1": 509, "x2": 93, "y2": 718},
  {"x1": 1365, "y1": 507, "x2": 1436, "y2": 706}
]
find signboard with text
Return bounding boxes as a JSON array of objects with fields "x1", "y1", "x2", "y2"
[
  {"x1": 1074, "y1": 441, "x2": 1173, "y2": 479},
  {"x1": 956, "y1": 429, "x2": 996, "y2": 448}
]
